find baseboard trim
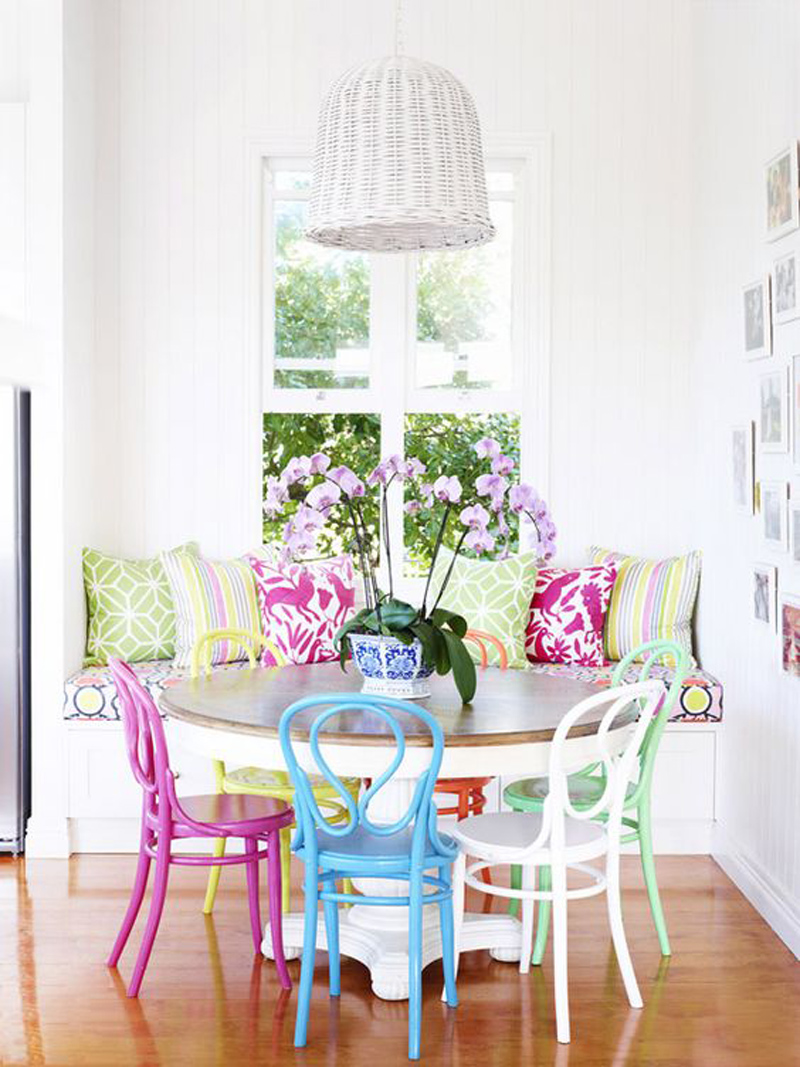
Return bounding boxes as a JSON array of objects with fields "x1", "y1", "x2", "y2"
[
  {"x1": 713, "y1": 824, "x2": 800, "y2": 960},
  {"x1": 25, "y1": 816, "x2": 72, "y2": 859}
]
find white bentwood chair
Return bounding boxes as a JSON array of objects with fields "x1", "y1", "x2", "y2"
[{"x1": 449, "y1": 680, "x2": 665, "y2": 1044}]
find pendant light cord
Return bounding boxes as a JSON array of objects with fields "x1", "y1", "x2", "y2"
[{"x1": 394, "y1": 0, "x2": 404, "y2": 56}]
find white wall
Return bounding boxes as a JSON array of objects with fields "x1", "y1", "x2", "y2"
[
  {"x1": 691, "y1": 0, "x2": 800, "y2": 955},
  {"x1": 86, "y1": 0, "x2": 696, "y2": 588}
]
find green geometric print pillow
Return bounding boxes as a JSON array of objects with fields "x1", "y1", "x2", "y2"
[
  {"x1": 83, "y1": 543, "x2": 198, "y2": 666},
  {"x1": 430, "y1": 548, "x2": 539, "y2": 669}
]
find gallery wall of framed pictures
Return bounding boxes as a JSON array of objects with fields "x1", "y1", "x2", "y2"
[{"x1": 735, "y1": 140, "x2": 800, "y2": 678}]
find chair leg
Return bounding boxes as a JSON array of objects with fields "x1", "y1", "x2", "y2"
[
  {"x1": 551, "y1": 861, "x2": 570, "y2": 1044},
  {"x1": 107, "y1": 838, "x2": 151, "y2": 967},
  {"x1": 202, "y1": 838, "x2": 226, "y2": 915},
  {"x1": 438, "y1": 865, "x2": 458, "y2": 1009},
  {"x1": 294, "y1": 863, "x2": 319, "y2": 1048},
  {"x1": 244, "y1": 837, "x2": 263, "y2": 954},
  {"x1": 408, "y1": 869, "x2": 424, "y2": 1061},
  {"x1": 519, "y1": 865, "x2": 535, "y2": 976},
  {"x1": 279, "y1": 827, "x2": 292, "y2": 913},
  {"x1": 266, "y1": 829, "x2": 292, "y2": 990},
  {"x1": 532, "y1": 864, "x2": 551, "y2": 966},
  {"x1": 509, "y1": 864, "x2": 521, "y2": 917},
  {"x1": 127, "y1": 840, "x2": 170, "y2": 997},
  {"x1": 606, "y1": 844, "x2": 643, "y2": 1010},
  {"x1": 441, "y1": 845, "x2": 467, "y2": 1002},
  {"x1": 323, "y1": 890, "x2": 341, "y2": 997},
  {"x1": 638, "y1": 798, "x2": 670, "y2": 956}
]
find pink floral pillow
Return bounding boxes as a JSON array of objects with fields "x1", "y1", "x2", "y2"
[
  {"x1": 245, "y1": 554, "x2": 356, "y2": 666},
  {"x1": 526, "y1": 564, "x2": 618, "y2": 668}
]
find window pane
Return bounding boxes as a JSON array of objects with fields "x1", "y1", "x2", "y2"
[
  {"x1": 273, "y1": 198, "x2": 370, "y2": 389},
  {"x1": 263, "y1": 412, "x2": 381, "y2": 559},
  {"x1": 415, "y1": 200, "x2": 513, "y2": 391},
  {"x1": 403, "y1": 412, "x2": 521, "y2": 576},
  {"x1": 274, "y1": 171, "x2": 312, "y2": 192}
]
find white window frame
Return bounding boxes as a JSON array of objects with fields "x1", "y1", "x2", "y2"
[{"x1": 249, "y1": 135, "x2": 551, "y2": 600}]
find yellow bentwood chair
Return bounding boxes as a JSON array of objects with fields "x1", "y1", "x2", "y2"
[{"x1": 190, "y1": 628, "x2": 361, "y2": 915}]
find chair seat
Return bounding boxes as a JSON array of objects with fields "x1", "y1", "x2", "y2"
[
  {"x1": 452, "y1": 810, "x2": 607, "y2": 864},
  {"x1": 300, "y1": 824, "x2": 457, "y2": 868},
  {"x1": 224, "y1": 765, "x2": 360, "y2": 800},
  {"x1": 504, "y1": 774, "x2": 636, "y2": 811},
  {"x1": 175, "y1": 792, "x2": 294, "y2": 834}
]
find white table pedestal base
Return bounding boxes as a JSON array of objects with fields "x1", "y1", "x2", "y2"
[{"x1": 262, "y1": 908, "x2": 524, "y2": 1000}]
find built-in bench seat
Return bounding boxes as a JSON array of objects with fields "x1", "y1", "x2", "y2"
[{"x1": 64, "y1": 658, "x2": 723, "y2": 723}]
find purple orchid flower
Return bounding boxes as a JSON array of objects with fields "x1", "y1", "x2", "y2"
[
  {"x1": 464, "y1": 528, "x2": 495, "y2": 554},
  {"x1": 508, "y1": 483, "x2": 539, "y2": 514},
  {"x1": 329, "y1": 465, "x2": 365, "y2": 498},
  {"x1": 309, "y1": 452, "x2": 330, "y2": 474},
  {"x1": 459, "y1": 503, "x2": 490, "y2": 530},
  {"x1": 474, "y1": 437, "x2": 501, "y2": 460},
  {"x1": 419, "y1": 482, "x2": 434, "y2": 506},
  {"x1": 305, "y1": 481, "x2": 342, "y2": 512},
  {"x1": 475, "y1": 473, "x2": 509, "y2": 499},
  {"x1": 491, "y1": 453, "x2": 515, "y2": 476},
  {"x1": 282, "y1": 455, "x2": 313, "y2": 485},
  {"x1": 263, "y1": 474, "x2": 289, "y2": 518},
  {"x1": 402, "y1": 457, "x2": 426, "y2": 479},
  {"x1": 433, "y1": 475, "x2": 463, "y2": 504},
  {"x1": 404, "y1": 500, "x2": 423, "y2": 516}
]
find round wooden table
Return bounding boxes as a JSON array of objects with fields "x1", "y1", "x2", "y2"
[{"x1": 162, "y1": 662, "x2": 633, "y2": 1001}]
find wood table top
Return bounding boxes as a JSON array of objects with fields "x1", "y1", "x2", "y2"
[{"x1": 161, "y1": 662, "x2": 632, "y2": 748}]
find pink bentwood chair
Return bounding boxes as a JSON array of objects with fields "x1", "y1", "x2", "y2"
[{"x1": 106, "y1": 658, "x2": 294, "y2": 996}]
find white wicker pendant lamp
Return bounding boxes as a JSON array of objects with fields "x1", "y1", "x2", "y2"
[{"x1": 306, "y1": 1, "x2": 495, "y2": 253}]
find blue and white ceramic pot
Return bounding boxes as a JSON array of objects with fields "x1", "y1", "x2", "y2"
[{"x1": 348, "y1": 633, "x2": 435, "y2": 699}]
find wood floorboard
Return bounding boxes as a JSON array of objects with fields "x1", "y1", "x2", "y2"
[{"x1": 1, "y1": 855, "x2": 798, "y2": 1066}]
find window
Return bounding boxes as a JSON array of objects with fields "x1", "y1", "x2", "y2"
[{"x1": 261, "y1": 149, "x2": 545, "y2": 596}]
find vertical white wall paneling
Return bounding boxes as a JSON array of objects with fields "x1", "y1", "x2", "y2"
[{"x1": 691, "y1": 0, "x2": 800, "y2": 955}]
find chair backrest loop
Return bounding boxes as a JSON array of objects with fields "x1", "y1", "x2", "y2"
[
  {"x1": 279, "y1": 692, "x2": 451, "y2": 863},
  {"x1": 190, "y1": 627, "x2": 286, "y2": 678}
]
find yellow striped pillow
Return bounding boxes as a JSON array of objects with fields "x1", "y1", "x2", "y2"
[
  {"x1": 588, "y1": 546, "x2": 701, "y2": 668},
  {"x1": 160, "y1": 551, "x2": 261, "y2": 669}
]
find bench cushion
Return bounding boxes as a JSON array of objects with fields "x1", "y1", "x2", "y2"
[{"x1": 64, "y1": 658, "x2": 723, "y2": 723}]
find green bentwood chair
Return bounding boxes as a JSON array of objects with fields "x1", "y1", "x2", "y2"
[{"x1": 505, "y1": 639, "x2": 688, "y2": 958}]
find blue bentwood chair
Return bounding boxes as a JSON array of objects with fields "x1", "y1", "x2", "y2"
[{"x1": 279, "y1": 693, "x2": 459, "y2": 1061}]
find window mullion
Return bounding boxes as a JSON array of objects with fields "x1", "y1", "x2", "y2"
[{"x1": 371, "y1": 253, "x2": 408, "y2": 594}]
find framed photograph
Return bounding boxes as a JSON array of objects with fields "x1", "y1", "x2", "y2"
[
  {"x1": 743, "y1": 278, "x2": 772, "y2": 359},
  {"x1": 793, "y1": 355, "x2": 800, "y2": 468},
  {"x1": 779, "y1": 595, "x2": 800, "y2": 677},
  {"x1": 766, "y1": 142, "x2": 800, "y2": 241},
  {"x1": 774, "y1": 250, "x2": 800, "y2": 324},
  {"x1": 732, "y1": 423, "x2": 755, "y2": 513},
  {"x1": 791, "y1": 500, "x2": 800, "y2": 566},
  {"x1": 761, "y1": 480, "x2": 789, "y2": 550},
  {"x1": 759, "y1": 367, "x2": 789, "y2": 453},
  {"x1": 753, "y1": 563, "x2": 778, "y2": 629}
]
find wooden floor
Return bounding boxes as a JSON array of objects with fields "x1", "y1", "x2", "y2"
[{"x1": 1, "y1": 855, "x2": 799, "y2": 1066}]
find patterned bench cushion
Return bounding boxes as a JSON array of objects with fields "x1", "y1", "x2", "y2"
[
  {"x1": 63, "y1": 659, "x2": 251, "y2": 722},
  {"x1": 524, "y1": 661, "x2": 723, "y2": 722},
  {"x1": 64, "y1": 658, "x2": 723, "y2": 723}
]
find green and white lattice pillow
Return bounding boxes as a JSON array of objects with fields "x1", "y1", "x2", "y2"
[
  {"x1": 429, "y1": 548, "x2": 539, "y2": 669},
  {"x1": 83, "y1": 543, "x2": 198, "y2": 666}
]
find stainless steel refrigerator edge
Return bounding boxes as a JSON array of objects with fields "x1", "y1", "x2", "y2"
[{"x1": 0, "y1": 385, "x2": 31, "y2": 853}]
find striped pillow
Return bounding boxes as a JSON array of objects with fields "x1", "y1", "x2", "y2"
[
  {"x1": 588, "y1": 546, "x2": 701, "y2": 668},
  {"x1": 160, "y1": 550, "x2": 261, "y2": 669}
]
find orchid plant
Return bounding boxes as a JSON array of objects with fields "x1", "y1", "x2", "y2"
[{"x1": 265, "y1": 437, "x2": 556, "y2": 703}]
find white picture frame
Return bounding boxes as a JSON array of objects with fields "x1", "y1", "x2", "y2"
[
  {"x1": 753, "y1": 562, "x2": 778, "y2": 629},
  {"x1": 790, "y1": 499, "x2": 800, "y2": 567},
  {"x1": 774, "y1": 250, "x2": 800, "y2": 324},
  {"x1": 759, "y1": 367, "x2": 789, "y2": 453},
  {"x1": 732, "y1": 423, "x2": 755, "y2": 514},
  {"x1": 793, "y1": 354, "x2": 800, "y2": 469},
  {"x1": 761, "y1": 480, "x2": 790, "y2": 550},
  {"x1": 743, "y1": 277, "x2": 772, "y2": 359},
  {"x1": 766, "y1": 142, "x2": 800, "y2": 242},
  {"x1": 779, "y1": 594, "x2": 800, "y2": 677}
]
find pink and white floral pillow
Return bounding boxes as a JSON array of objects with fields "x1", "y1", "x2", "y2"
[
  {"x1": 245, "y1": 554, "x2": 356, "y2": 666},
  {"x1": 525, "y1": 564, "x2": 618, "y2": 668}
]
